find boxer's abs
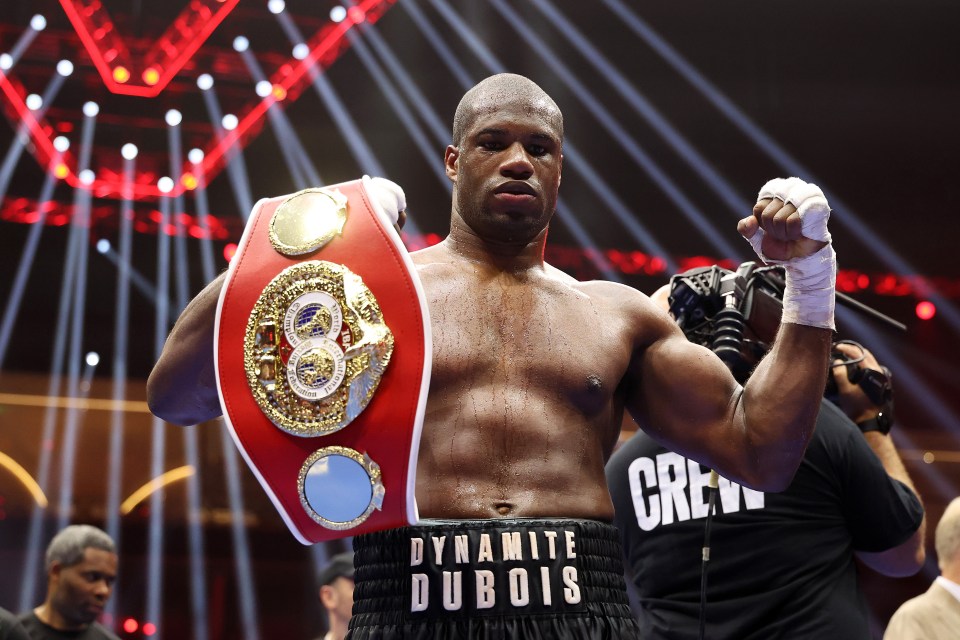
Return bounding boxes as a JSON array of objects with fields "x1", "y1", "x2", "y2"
[{"x1": 414, "y1": 384, "x2": 617, "y2": 521}]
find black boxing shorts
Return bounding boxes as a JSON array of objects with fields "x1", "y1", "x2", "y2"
[{"x1": 347, "y1": 518, "x2": 642, "y2": 639}]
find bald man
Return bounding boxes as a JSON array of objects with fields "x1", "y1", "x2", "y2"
[
  {"x1": 149, "y1": 74, "x2": 838, "y2": 638},
  {"x1": 885, "y1": 497, "x2": 960, "y2": 639}
]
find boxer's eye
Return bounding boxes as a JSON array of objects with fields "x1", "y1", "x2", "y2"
[{"x1": 299, "y1": 446, "x2": 385, "y2": 530}]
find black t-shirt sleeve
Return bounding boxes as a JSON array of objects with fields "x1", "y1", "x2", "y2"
[
  {"x1": 820, "y1": 401, "x2": 924, "y2": 552},
  {"x1": 0, "y1": 609, "x2": 31, "y2": 640}
]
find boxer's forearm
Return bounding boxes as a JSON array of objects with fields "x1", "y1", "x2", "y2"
[
  {"x1": 736, "y1": 322, "x2": 832, "y2": 491},
  {"x1": 146, "y1": 272, "x2": 226, "y2": 425}
]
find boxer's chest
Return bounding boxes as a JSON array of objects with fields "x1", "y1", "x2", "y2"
[{"x1": 420, "y1": 271, "x2": 631, "y2": 408}]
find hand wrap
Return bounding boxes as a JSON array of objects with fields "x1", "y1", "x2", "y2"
[
  {"x1": 750, "y1": 177, "x2": 837, "y2": 330},
  {"x1": 363, "y1": 175, "x2": 406, "y2": 226}
]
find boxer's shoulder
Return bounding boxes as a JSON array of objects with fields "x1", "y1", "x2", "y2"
[{"x1": 566, "y1": 278, "x2": 649, "y2": 314}]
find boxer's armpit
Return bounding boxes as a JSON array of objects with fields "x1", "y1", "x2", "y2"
[{"x1": 147, "y1": 273, "x2": 226, "y2": 425}]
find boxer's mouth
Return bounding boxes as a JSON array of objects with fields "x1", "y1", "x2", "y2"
[{"x1": 494, "y1": 181, "x2": 537, "y2": 198}]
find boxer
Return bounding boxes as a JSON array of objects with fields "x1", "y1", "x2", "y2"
[{"x1": 148, "y1": 73, "x2": 836, "y2": 638}]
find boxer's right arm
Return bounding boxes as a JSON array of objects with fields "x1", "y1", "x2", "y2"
[{"x1": 146, "y1": 272, "x2": 226, "y2": 425}]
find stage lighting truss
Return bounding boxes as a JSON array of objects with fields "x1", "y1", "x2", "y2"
[{"x1": 0, "y1": 0, "x2": 397, "y2": 201}]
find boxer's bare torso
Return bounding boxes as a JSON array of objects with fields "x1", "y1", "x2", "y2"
[
  {"x1": 411, "y1": 242, "x2": 659, "y2": 521},
  {"x1": 147, "y1": 75, "x2": 831, "y2": 525}
]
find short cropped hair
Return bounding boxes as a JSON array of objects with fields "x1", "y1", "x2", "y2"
[
  {"x1": 451, "y1": 73, "x2": 563, "y2": 147},
  {"x1": 936, "y1": 497, "x2": 960, "y2": 570},
  {"x1": 45, "y1": 525, "x2": 116, "y2": 572}
]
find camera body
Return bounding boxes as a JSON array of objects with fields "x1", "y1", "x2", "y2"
[{"x1": 667, "y1": 263, "x2": 893, "y2": 426}]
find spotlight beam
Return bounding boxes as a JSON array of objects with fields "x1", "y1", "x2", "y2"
[
  {"x1": 0, "y1": 71, "x2": 66, "y2": 200},
  {"x1": 398, "y1": 0, "x2": 473, "y2": 90},
  {"x1": 186, "y1": 161, "x2": 217, "y2": 640},
  {"x1": 279, "y1": 17, "x2": 389, "y2": 178},
  {"x1": 602, "y1": 0, "x2": 960, "y2": 334},
  {"x1": 55, "y1": 109, "x2": 99, "y2": 531},
  {"x1": 487, "y1": 0, "x2": 744, "y2": 262},
  {"x1": 190, "y1": 164, "x2": 218, "y2": 282},
  {"x1": 0, "y1": 167, "x2": 58, "y2": 369},
  {"x1": 530, "y1": 0, "x2": 751, "y2": 217},
  {"x1": 18, "y1": 111, "x2": 96, "y2": 612},
  {"x1": 145, "y1": 194, "x2": 173, "y2": 635},
  {"x1": 354, "y1": 24, "x2": 451, "y2": 146},
  {"x1": 3, "y1": 20, "x2": 40, "y2": 69},
  {"x1": 424, "y1": 0, "x2": 501, "y2": 72},
  {"x1": 219, "y1": 427, "x2": 263, "y2": 640},
  {"x1": 307, "y1": 65, "x2": 386, "y2": 176},
  {"x1": 103, "y1": 153, "x2": 136, "y2": 623},
  {"x1": 348, "y1": 31, "x2": 449, "y2": 188},
  {"x1": 235, "y1": 43, "x2": 321, "y2": 189},
  {"x1": 97, "y1": 246, "x2": 177, "y2": 324},
  {"x1": 168, "y1": 121, "x2": 192, "y2": 313},
  {"x1": 167, "y1": 118, "x2": 212, "y2": 640},
  {"x1": 199, "y1": 88, "x2": 255, "y2": 218}
]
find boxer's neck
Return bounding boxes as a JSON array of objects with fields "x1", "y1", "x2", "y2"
[{"x1": 442, "y1": 225, "x2": 547, "y2": 275}]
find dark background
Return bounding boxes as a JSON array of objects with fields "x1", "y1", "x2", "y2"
[{"x1": 0, "y1": 0, "x2": 958, "y2": 638}]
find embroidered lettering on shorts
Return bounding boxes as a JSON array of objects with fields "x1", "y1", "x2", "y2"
[{"x1": 406, "y1": 522, "x2": 586, "y2": 618}]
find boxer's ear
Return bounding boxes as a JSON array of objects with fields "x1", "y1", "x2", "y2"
[{"x1": 444, "y1": 145, "x2": 459, "y2": 182}]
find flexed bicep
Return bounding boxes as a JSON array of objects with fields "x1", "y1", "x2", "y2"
[{"x1": 626, "y1": 329, "x2": 745, "y2": 480}]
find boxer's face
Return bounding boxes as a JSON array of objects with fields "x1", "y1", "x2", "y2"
[
  {"x1": 446, "y1": 97, "x2": 563, "y2": 244},
  {"x1": 49, "y1": 548, "x2": 117, "y2": 628}
]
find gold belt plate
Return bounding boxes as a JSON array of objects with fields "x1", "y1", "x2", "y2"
[{"x1": 243, "y1": 260, "x2": 394, "y2": 436}]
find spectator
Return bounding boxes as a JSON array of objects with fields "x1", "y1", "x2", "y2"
[
  {"x1": 885, "y1": 497, "x2": 960, "y2": 639},
  {"x1": 18, "y1": 525, "x2": 119, "y2": 640},
  {"x1": 315, "y1": 552, "x2": 355, "y2": 640}
]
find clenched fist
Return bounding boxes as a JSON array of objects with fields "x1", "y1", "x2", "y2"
[{"x1": 739, "y1": 177, "x2": 831, "y2": 264}]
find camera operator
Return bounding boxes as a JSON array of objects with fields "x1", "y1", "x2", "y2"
[{"x1": 605, "y1": 281, "x2": 926, "y2": 639}]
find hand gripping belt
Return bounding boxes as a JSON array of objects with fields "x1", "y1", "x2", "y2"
[{"x1": 214, "y1": 177, "x2": 431, "y2": 544}]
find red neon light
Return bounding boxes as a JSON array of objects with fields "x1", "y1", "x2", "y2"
[
  {"x1": 916, "y1": 301, "x2": 936, "y2": 320},
  {"x1": 58, "y1": 0, "x2": 241, "y2": 97},
  {"x1": 0, "y1": 0, "x2": 398, "y2": 200},
  {"x1": 0, "y1": 193, "x2": 955, "y2": 300}
]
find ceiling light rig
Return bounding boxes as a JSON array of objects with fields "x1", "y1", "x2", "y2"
[{"x1": 0, "y1": 0, "x2": 399, "y2": 202}]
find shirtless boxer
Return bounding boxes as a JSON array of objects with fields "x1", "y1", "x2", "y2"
[{"x1": 147, "y1": 74, "x2": 835, "y2": 638}]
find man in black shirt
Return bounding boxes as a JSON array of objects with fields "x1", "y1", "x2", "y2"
[
  {"x1": 0, "y1": 608, "x2": 30, "y2": 640},
  {"x1": 606, "y1": 286, "x2": 925, "y2": 639},
  {"x1": 18, "y1": 525, "x2": 120, "y2": 640}
]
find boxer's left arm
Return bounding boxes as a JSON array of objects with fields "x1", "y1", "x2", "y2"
[
  {"x1": 626, "y1": 309, "x2": 830, "y2": 492},
  {"x1": 147, "y1": 272, "x2": 226, "y2": 426},
  {"x1": 625, "y1": 178, "x2": 834, "y2": 491}
]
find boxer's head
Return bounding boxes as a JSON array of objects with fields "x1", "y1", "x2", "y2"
[{"x1": 446, "y1": 74, "x2": 564, "y2": 245}]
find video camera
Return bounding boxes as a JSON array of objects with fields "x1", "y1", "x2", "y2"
[{"x1": 666, "y1": 262, "x2": 894, "y2": 419}]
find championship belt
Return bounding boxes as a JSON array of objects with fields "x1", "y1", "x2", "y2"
[{"x1": 214, "y1": 176, "x2": 431, "y2": 544}]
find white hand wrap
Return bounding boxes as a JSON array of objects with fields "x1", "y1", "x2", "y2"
[
  {"x1": 780, "y1": 243, "x2": 837, "y2": 330},
  {"x1": 751, "y1": 177, "x2": 837, "y2": 330},
  {"x1": 362, "y1": 175, "x2": 406, "y2": 226}
]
